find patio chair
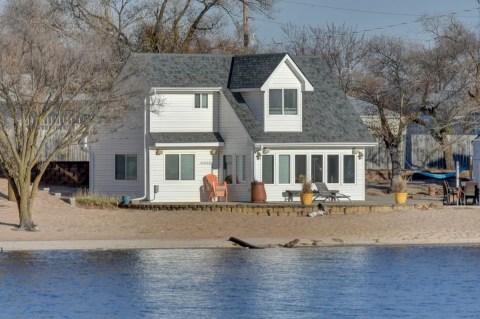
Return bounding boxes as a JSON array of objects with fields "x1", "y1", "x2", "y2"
[
  {"x1": 204, "y1": 174, "x2": 228, "y2": 202},
  {"x1": 314, "y1": 182, "x2": 351, "y2": 202},
  {"x1": 442, "y1": 180, "x2": 460, "y2": 205},
  {"x1": 462, "y1": 181, "x2": 477, "y2": 205}
]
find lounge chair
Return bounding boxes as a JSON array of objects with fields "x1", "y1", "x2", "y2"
[
  {"x1": 442, "y1": 180, "x2": 460, "y2": 205},
  {"x1": 314, "y1": 182, "x2": 351, "y2": 202},
  {"x1": 204, "y1": 174, "x2": 228, "y2": 202},
  {"x1": 462, "y1": 181, "x2": 477, "y2": 205}
]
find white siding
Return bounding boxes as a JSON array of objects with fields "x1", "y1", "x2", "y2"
[
  {"x1": 89, "y1": 108, "x2": 146, "y2": 198},
  {"x1": 266, "y1": 62, "x2": 303, "y2": 87},
  {"x1": 150, "y1": 92, "x2": 218, "y2": 132},
  {"x1": 218, "y1": 92, "x2": 255, "y2": 201},
  {"x1": 256, "y1": 148, "x2": 366, "y2": 201},
  {"x1": 146, "y1": 91, "x2": 254, "y2": 203},
  {"x1": 263, "y1": 62, "x2": 302, "y2": 132},
  {"x1": 242, "y1": 91, "x2": 264, "y2": 126},
  {"x1": 149, "y1": 149, "x2": 218, "y2": 202}
]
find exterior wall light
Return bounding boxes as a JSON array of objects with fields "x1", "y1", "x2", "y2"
[{"x1": 352, "y1": 148, "x2": 363, "y2": 160}]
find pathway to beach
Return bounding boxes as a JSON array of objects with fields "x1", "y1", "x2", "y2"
[{"x1": 1, "y1": 178, "x2": 480, "y2": 250}]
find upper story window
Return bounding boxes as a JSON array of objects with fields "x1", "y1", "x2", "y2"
[
  {"x1": 194, "y1": 93, "x2": 208, "y2": 109},
  {"x1": 269, "y1": 89, "x2": 297, "y2": 115}
]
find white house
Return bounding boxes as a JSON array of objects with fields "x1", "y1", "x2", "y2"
[{"x1": 89, "y1": 53, "x2": 376, "y2": 202}]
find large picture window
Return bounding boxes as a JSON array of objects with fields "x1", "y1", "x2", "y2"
[
  {"x1": 295, "y1": 155, "x2": 307, "y2": 183},
  {"x1": 236, "y1": 155, "x2": 246, "y2": 183},
  {"x1": 268, "y1": 89, "x2": 297, "y2": 115},
  {"x1": 165, "y1": 154, "x2": 195, "y2": 180},
  {"x1": 278, "y1": 155, "x2": 290, "y2": 184},
  {"x1": 262, "y1": 155, "x2": 274, "y2": 184},
  {"x1": 327, "y1": 154, "x2": 339, "y2": 183},
  {"x1": 115, "y1": 154, "x2": 137, "y2": 180},
  {"x1": 343, "y1": 155, "x2": 355, "y2": 184},
  {"x1": 311, "y1": 155, "x2": 323, "y2": 183},
  {"x1": 223, "y1": 155, "x2": 233, "y2": 183}
]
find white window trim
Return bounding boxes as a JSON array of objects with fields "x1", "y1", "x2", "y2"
[
  {"x1": 194, "y1": 93, "x2": 209, "y2": 109},
  {"x1": 268, "y1": 88, "x2": 299, "y2": 116},
  {"x1": 164, "y1": 153, "x2": 196, "y2": 182},
  {"x1": 114, "y1": 154, "x2": 138, "y2": 181},
  {"x1": 261, "y1": 154, "x2": 275, "y2": 184},
  {"x1": 236, "y1": 154, "x2": 247, "y2": 184},
  {"x1": 342, "y1": 154, "x2": 357, "y2": 184},
  {"x1": 277, "y1": 154, "x2": 291, "y2": 185},
  {"x1": 259, "y1": 151, "x2": 357, "y2": 187}
]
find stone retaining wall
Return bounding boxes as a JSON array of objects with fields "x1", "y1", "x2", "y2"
[{"x1": 122, "y1": 202, "x2": 443, "y2": 216}]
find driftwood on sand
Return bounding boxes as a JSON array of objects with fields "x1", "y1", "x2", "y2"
[
  {"x1": 229, "y1": 237, "x2": 302, "y2": 249},
  {"x1": 228, "y1": 237, "x2": 264, "y2": 249},
  {"x1": 283, "y1": 239, "x2": 300, "y2": 248}
]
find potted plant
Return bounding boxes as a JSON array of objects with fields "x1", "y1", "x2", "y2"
[
  {"x1": 392, "y1": 175, "x2": 408, "y2": 204},
  {"x1": 299, "y1": 175, "x2": 314, "y2": 205}
]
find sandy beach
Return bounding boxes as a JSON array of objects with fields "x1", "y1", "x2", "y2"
[{"x1": 1, "y1": 178, "x2": 480, "y2": 251}]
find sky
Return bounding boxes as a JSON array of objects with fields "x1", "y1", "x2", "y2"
[{"x1": 252, "y1": 0, "x2": 480, "y2": 47}]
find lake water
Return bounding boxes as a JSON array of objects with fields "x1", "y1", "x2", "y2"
[{"x1": 1, "y1": 246, "x2": 480, "y2": 318}]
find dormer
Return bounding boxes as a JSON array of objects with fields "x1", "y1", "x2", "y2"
[{"x1": 229, "y1": 53, "x2": 313, "y2": 132}]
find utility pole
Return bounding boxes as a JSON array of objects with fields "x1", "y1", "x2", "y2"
[{"x1": 243, "y1": 0, "x2": 249, "y2": 52}]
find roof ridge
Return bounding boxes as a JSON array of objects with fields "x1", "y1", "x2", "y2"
[{"x1": 130, "y1": 52, "x2": 233, "y2": 58}]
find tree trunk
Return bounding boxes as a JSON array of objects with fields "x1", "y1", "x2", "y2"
[
  {"x1": 389, "y1": 146, "x2": 403, "y2": 191},
  {"x1": 441, "y1": 135, "x2": 455, "y2": 170},
  {"x1": 7, "y1": 180, "x2": 16, "y2": 202},
  {"x1": 16, "y1": 183, "x2": 36, "y2": 231}
]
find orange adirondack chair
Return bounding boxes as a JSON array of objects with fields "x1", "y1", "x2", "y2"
[{"x1": 204, "y1": 174, "x2": 228, "y2": 202}]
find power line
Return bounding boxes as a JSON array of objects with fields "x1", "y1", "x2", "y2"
[
  {"x1": 278, "y1": 0, "x2": 423, "y2": 17},
  {"x1": 252, "y1": 6, "x2": 480, "y2": 39}
]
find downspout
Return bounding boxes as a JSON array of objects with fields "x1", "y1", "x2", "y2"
[
  {"x1": 91, "y1": 153, "x2": 95, "y2": 192},
  {"x1": 133, "y1": 98, "x2": 148, "y2": 201}
]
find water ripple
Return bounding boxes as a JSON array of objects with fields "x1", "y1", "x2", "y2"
[{"x1": 1, "y1": 246, "x2": 480, "y2": 318}]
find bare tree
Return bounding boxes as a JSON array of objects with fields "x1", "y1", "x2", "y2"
[
  {"x1": 58, "y1": 0, "x2": 275, "y2": 55},
  {"x1": 0, "y1": 0, "x2": 135, "y2": 230},
  {"x1": 282, "y1": 23, "x2": 367, "y2": 93},
  {"x1": 354, "y1": 37, "x2": 421, "y2": 188},
  {"x1": 414, "y1": 38, "x2": 477, "y2": 169},
  {"x1": 418, "y1": 17, "x2": 480, "y2": 169}
]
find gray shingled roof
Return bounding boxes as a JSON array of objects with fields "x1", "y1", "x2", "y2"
[
  {"x1": 127, "y1": 53, "x2": 231, "y2": 89},
  {"x1": 128, "y1": 53, "x2": 374, "y2": 145},
  {"x1": 150, "y1": 132, "x2": 224, "y2": 144},
  {"x1": 228, "y1": 53, "x2": 286, "y2": 89}
]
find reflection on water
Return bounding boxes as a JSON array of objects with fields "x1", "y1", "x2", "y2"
[{"x1": 1, "y1": 246, "x2": 480, "y2": 318}]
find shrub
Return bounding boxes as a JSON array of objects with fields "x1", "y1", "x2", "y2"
[
  {"x1": 74, "y1": 190, "x2": 119, "y2": 209},
  {"x1": 392, "y1": 175, "x2": 408, "y2": 193},
  {"x1": 299, "y1": 174, "x2": 313, "y2": 194}
]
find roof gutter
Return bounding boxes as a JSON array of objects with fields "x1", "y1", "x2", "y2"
[{"x1": 255, "y1": 142, "x2": 377, "y2": 149}]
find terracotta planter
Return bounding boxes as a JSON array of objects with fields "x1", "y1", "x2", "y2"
[
  {"x1": 394, "y1": 192, "x2": 408, "y2": 204},
  {"x1": 301, "y1": 193, "x2": 314, "y2": 205},
  {"x1": 251, "y1": 181, "x2": 266, "y2": 203}
]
